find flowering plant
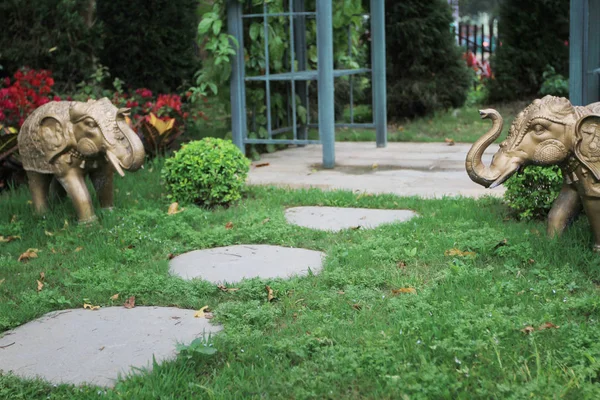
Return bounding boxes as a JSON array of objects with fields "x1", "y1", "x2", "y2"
[{"x1": 0, "y1": 67, "x2": 57, "y2": 128}]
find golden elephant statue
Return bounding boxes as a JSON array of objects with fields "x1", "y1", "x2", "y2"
[
  {"x1": 18, "y1": 98, "x2": 145, "y2": 224},
  {"x1": 465, "y1": 95, "x2": 600, "y2": 251}
]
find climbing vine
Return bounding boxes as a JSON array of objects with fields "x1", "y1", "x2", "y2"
[{"x1": 192, "y1": 0, "x2": 369, "y2": 158}]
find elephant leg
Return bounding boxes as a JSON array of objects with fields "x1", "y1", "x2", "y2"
[
  {"x1": 56, "y1": 169, "x2": 97, "y2": 224},
  {"x1": 581, "y1": 196, "x2": 600, "y2": 252},
  {"x1": 547, "y1": 183, "x2": 581, "y2": 237},
  {"x1": 90, "y1": 165, "x2": 114, "y2": 209},
  {"x1": 26, "y1": 171, "x2": 52, "y2": 214}
]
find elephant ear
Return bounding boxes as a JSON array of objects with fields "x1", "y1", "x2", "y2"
[
  {"x1": 575, "y1": 114, "x2": 600, "y2": 180},
  {"x1": 39, "y1": 116, "x2": 68, "y2": 163}
]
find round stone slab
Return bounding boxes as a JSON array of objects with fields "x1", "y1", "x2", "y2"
[
  {"x1": 0, "y1": 307, "x2": 221, "y2": 387},
  {"x1": 285, "y1": 206, "x2": 418, "y2": 232},
  {"x1": 169, "y1": 245, "x2": 324, "y2": 284}
]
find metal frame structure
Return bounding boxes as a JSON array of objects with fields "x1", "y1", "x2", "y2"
[
  {"x1": 570, "y1": 0, "x2": 600, "y2": 106},
  {"x1": 227, "y1": 0, "x2": 387, "y2": 168}
]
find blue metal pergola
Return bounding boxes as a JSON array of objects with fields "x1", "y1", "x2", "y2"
[
  {"x1": 227, "y1": 0, "x2": 387, "y2": 168},
  {"x1": 569, "y1": 0, "x2": 600, "y2": 105}
]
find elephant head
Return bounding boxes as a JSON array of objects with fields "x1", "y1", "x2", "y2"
[
  {"x1": 67, "y1": 98, "x2": 145, "y2": 176},
  {"x1": 18, "y1": 98, "x2": 145, "y2": 176},
  {"x1": 466, "y1": 95, "x2": 600, "y2": 189}
]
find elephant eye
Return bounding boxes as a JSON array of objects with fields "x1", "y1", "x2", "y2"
[
  {"x1": 533, "y1": 124, "x2": 545, "y2": 134},
  {"x1": 84, "y1": 119, "x2": 98, "y2": 129}
]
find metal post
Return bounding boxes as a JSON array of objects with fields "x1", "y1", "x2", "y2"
[
  {"x1": 294, "y1": 0, "x2": 308, "y2": 143},
  {"x1": 480, "y1": 24, "x2": 484, "y2": 61},
  {"x1": 570, "y1": 0, "x2": 586, "y2": 106},
  {"x1": 228, "y1": 0, "x2": 246, "y2": 154},
  {"x1": 370, "y1": 0, "x2": 387, "y2": 147},
  {"x1": 317, "y1": 0, "x2": 335, "y2": 168},
  {"x1": 586, "y1": 0, "x2": 600, "y2": 104}
]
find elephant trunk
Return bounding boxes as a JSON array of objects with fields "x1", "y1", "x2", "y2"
[
  {"x1": 123, "y1": 129, "x2": 145, "y2": 172},
  {"x1": 465, "y1": 109, "x2": 504, "y2": 188}
]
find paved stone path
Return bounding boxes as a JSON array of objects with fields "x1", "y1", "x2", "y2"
[
  {"x1": 0, "y1": 307, "x2": 221, "y2": 387},
  {"x1": 169, "y1": 245, "x2": 325, "y2": 284},
  {"x1": 285, "y1": 206, "x2": 418, "y2": 232},
  {"x1": 248, "y1": 142, "x2": 504, "y2": 198}
]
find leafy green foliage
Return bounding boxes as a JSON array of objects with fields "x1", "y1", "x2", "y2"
[
  {"x1": 503, "y1": 165, "x2": 563, "y2": 220},
  {"x1": 192, "y1": 0, "x2": 368, "y2": 157},
  {"x1": 539, "y1": 65, "x2": 569, "y2": 97},
  {"x1": 96, "y1": 0, "x2": 199, "y2": 93},
  {"x1": 487, "y1": 0, "x2": 569, "y2": 102},
  {"x1": 385, "y1": 0, "x2": 471, "y2": 119},
  {"x1": 162, "y1": 138, "x2": 250, "y2": 207},
  {"x1": 0, "y1": 0, "x2": 102, "y2": 92}
]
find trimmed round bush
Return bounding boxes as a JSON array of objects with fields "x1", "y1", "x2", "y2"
[
  {"x1": 503, "y1": 165, "x2": 563, "y2": 220},
  {"x1": 162, "y1": 138, "x2": 250, "y2": 207}
]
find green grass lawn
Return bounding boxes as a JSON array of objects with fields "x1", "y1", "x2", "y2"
[{"x1": 2, "y1": 158, "x2": 600, "y2": 399}]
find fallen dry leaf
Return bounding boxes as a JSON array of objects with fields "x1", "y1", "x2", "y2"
[
  {"x1": 528, "y1": 259, "x2": 535, "y2": 264},
  {"x1": 444, "y1": 248, "x2": 476, "y2": 257},
  {"x1": 372, "y1": 163, "x2": 378, "y2": 169},
  {"x1": 74, "y1": 247, "x2": 83, "y2": 252},
  {"x1": 225, "y1": 221, "x2": 234, "y2": 230},
  {"x1": 0, "y1": 278, "x2": 5, "y2": 286},
  {"x1": 0, "y1": 235, "x2": 21, "y2": 243},
  {"x1": 217, "y1": 284, "x2": 239, "y2": 293},
  {"x1": 44, "y1": 230, "x2": 54, "y2": 237},
  {"x1": 337, "y1": 290, "x2": 345, "y2": 295},
  {"x1": 194, "y1": 306, "x2": 209, "y2": 318},
  {"x1": 392, "y1": 287, "x2": 417, "y2": 295},
  {"x1": 167, "y1": 202, "x2": 184, "y2": 215},
  {"x1": 255, "y1": 162, "x2": 270, "y2": 168},
  {"x1": 204, "y1": 312, "x2": 214, "y2": 319},
  {"x1": 10, "y1": 215, "x2": 17, "y2": 224},
  {"x1": 397, "y1": 261, "x2": 407, "y2": 269},
  {"x1": 352, "y1": 303, "x2": 362, "y2": 310},
  {"x1": 262, "y1": 218, "x2": 271, "y2": 224},
  {"x1": 266, "y1": 285, "x2": 274, "y2": 302},
  {"x1": 83, "y1": 303, "x2": 101, "y2": 311},
  {"x1": 99, "y1": 346, "x2": 105, "y2": 351},
  {"x1": 36, "y1": 280, "x2": 44, "y2": 292},
  {"x1": 123, "y1": 296, "x2": 136, "y2": 309},
  {"x1": 39, "y1": 272, "x2": 45, "y2": 281},
  {"x1": 167, "y1": 253, "x2": 176, "y2": 260},
  {"x1": 444, "y1": 138, "x2": 455, "y2": 146},
  {"x1": 18, "y1": 248, "x2": 39, "y2": 262},
  {"x1": 110, "y1": 293, "x2": 119, "y2": 301},
  {"x1": 521, "y1": 326, "x2": 535, "y2": 334},
  {"x1": 537, "y1": 322, "x2": 560, "y2": 331},
  {"x1": 62, "y1": 220, "x2": 69, "y2": 230}
]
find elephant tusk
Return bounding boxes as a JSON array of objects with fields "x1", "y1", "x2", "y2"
[{"x1": 105, "y1": 150, "x2": 125, "y2": 177}]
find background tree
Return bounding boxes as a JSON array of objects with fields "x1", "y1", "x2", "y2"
[
  {"x1": 486, "y1": 0, "x2": 569, "y2": 102},
  {"x1": 96, "y1": 0, "x2": 199, "y2": 93},
  {"x1": 385, "y1": 0, "x2": 472, "y2": 119},
  {"x1": 0, "y1": 0, "x2": 102, "y2": 91}
]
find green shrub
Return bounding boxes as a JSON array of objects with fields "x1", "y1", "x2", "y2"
[
  {"x1": 486, "y1": 0, "x2": 569, "y2": 102},
  {"x1": 503, "y1": 165, "x2": 563, "y2": 220},
  {"x1": 539, "y1": 65, "x2": 569, "y2": 97},
  {"x1": 162, "y1": 138, "x2": 250, "y2": 207},
  {"x1": 96, "y1": 0, "x2": 199, "y2": 93},
  {"x1": 385, "y1": 0, "x2": 471, "y2": 119}
]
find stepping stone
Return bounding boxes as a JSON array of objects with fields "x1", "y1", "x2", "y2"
[
  {"x1": 0, "y1": 306, "x2": 221, "y2": 387},
  {"x1": 285, "y1": 206, "x2": 418, "y2": 232},
  {"x1": 169, "y1": 245, "x2": 324, "y2": 284}
]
